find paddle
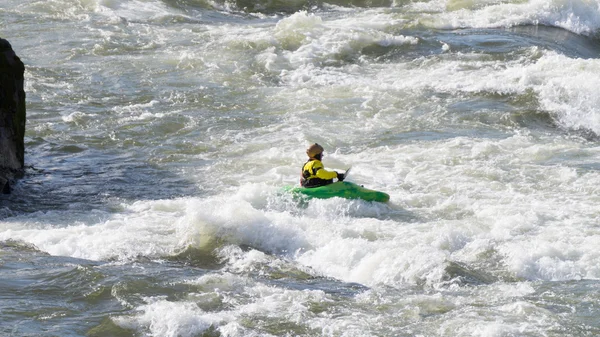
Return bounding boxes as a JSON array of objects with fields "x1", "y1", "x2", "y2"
[{"x1": 342, "y1": 166, "x2": 351, "y2": 181}]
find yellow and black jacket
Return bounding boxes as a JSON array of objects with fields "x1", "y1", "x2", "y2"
[{"x1": 300, "y1": 159, "x2": 338, "y2": 188}]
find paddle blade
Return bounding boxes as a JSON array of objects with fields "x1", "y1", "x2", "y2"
[{"x1": 344, "y1": 167, "x2": 352, "y2": 179}]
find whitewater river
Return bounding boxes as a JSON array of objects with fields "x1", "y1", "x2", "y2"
[{"x1": 1, "y1": 0, "x2": 600, "y2": 336}]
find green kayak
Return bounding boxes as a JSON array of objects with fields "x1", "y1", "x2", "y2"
[{"x1": 283, "y1": 181, "x2": 390, "y2": 203}]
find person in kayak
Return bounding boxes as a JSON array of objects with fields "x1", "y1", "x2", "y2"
[{"x1": 300, "y1": 143, "x2": 345, "y2": 188}]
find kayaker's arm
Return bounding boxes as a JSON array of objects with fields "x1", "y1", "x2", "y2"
[{"x1": 315, "y1": 167, "x2": 339, "y2": 180}]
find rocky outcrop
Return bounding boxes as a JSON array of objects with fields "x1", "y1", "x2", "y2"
[{"x1": 0, "y1": 38, "x2": 26, "y2": 194}]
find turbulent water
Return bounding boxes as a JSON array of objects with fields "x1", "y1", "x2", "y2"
[{"x1": 2, "y1": 0, "x2": 600, "y2": 336}]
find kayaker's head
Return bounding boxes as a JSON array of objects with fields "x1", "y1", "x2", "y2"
[{"x1": 306, "y1": 143, "x2": 324, "y2": 160}]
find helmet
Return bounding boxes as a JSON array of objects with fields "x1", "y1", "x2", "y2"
[{"x1": 306, "y1": 143, "x2": 324, "y2": 158}]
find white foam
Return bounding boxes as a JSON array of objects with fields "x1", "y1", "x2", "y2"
[
  {"x1": 417, "y1": 0, "x2": 600, "y2": 36},
  {"x1": 114, "y1": 271, "x2": 342, "y2": 336},
  {"x1": 7, "y1": 2, "x2": 600, "y2": 335},
  {"x1": 98, "y1": 0, "x2": 181, "y2": 22},
  {"x1": 7, "y1": 0, "x2": 600, "y2": 293},
  {"x1": 10, "y1": 126, "x2": 600, "y2": 287},
  {"x1": 114, "y1": 297, "x2": 226, "y2": 337},
  {"x1": 346, "y1": 47, "x2": 600, "y2": 135},
  {"x1": 17, "y1": 0, "x2": 96, "y2": 21},
  {"x1": 61, "y1": 111, "x2": 86, "y2": 123},
  {"x1": 258, "y1": 10, "x2": 419, "y2": 83},
  {"x1": 531, "y1": 52, "x2": 600, "y2": 133}
]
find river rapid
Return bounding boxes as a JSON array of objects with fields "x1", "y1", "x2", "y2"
[{"x1": 2, "y1": 0, "x2": 600, "y2": 336}]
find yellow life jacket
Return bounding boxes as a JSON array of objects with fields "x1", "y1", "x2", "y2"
[{"x1": 300, "y1": 159, "x2": 338, "y2": 187}]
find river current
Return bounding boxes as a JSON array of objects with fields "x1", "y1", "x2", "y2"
[{"x1": 1, "y1": 0, "x2": 600, "y2": 336}]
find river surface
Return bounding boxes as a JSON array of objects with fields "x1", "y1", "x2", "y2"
[{"x1": 2, "y1": 0, "x2": 600, "y2": 336}]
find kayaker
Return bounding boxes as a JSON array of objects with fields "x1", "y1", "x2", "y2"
[{"x1": 300, "y1": 143, "x2": 345, "y2": 188}]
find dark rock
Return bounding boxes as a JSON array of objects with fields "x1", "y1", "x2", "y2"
[
  {"x1": 0, "y1": 38, "x2": 26, "y2": 194},
  {"x1": 0, "y1": 175, "x2": 9, "y2": 194}
]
